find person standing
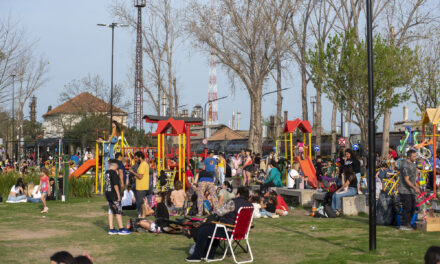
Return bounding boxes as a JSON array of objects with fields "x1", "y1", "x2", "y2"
[
  {"x1": 115, "y1": 152, "x2": 126, "y2": 190},
  {"x1": 204, "y1": 150, "x2": 218, "y2": 181},
  {"x1": 38, "y1": 168, "x2": 50, "y2": 213},
  {"x1": 130, "y1": 151, "x2": 150, "y2": 216},
  {"x1": 398, "y1": 149, "x2": 421, "y2": 231},
  {"x1": 217, "y1": 153, "x2": 226, "y2": 186},
  {"x1": 104, "y1": 159, "x2": 130, "y2": 235}
]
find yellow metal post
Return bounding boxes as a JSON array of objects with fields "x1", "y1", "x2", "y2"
[
  {"x1": 308, "y1": 133, "x2": 312, "y2": 159},
  {"x1": 162, "y1": 134, "x2": 165, "y2": 171},
  {"x1": 95, "y1": 142, "x2": 99, "y2": 194},
  {"x1": 284, "y1": 133, "x2": 287, "y2": 158},
  {"x1": 121, "y1": 131, "x2": 125, "y2": 157},
  {"x1": 178, "y1": 134, "x2": 182, "y2": 182},
  {"x1": 157, "y1": 134, "x2": 161, "y2": 173},
  {"x1": 183, "y1": 133, "x2": 186, "y2": 191}
]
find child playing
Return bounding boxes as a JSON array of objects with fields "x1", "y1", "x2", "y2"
[
  {"x1": 315, "y1": 156, "x2": 324, "y2": 191},
  {"x1": 37, "y1": 168, "x2": 50, "y2": 213},
  {"x1": 105, "y1": 159, "x2": 130, "y2": 235},
  {"x1": 170, "y1": 181, "x2": 186, "y2": 216},
  {"x1": 139, "y1": 192, "x2": 170, "y2": 233}
]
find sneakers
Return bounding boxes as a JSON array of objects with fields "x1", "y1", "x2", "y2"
[
  {"x1": 108, "y1": 229, "x2": 118, "y2": 235},
  {"x1": 41, "y1": 207, "x2": 49, "y2": 213},
  {"x1": 185, "y1": 256, "x2": 201, "y2": 262},
  {"x1": 118, "y1": 228, "x2": 131, "y2": 235},
  {"x1": 399, "y1": 226, "x2": 413, "y2": 231},
  {"x1": 272, "y1": 215, "x2": 280, "y2": 219},
  {"x1": 17, "y1": 199, "x2": 27, "y2": 203}
]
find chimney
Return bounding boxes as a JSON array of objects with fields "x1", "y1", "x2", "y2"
[
  {"x1": 47, "y1": 105, "x2": 52, "y2": 112},
  {"x1": 403, "y1": 106, "x2": 408, "y2": 122},
  {"x1": 236, "y1": 110, "x2": 241, "y2": 130},
  {"x1": 284, "y1": 111, "x2": 288, "y2": 124},
  {"x1": 232, "y1": 111, "x2": 235, "y2": 130}
]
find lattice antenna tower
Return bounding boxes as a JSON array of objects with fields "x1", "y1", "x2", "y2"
[
  {"x1": 207, "y1": 0, "x2": 218, "y2": 125},
  {"x1": 134, "y1": 0, "x2": 145, "y2": 129}
]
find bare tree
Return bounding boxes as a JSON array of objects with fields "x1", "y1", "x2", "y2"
[
  {"x1": 59, "y1": 73, "x2": 128, "y2": 109},
  {"x1": 379, "y1": 0, "x2": 439, "y2": 156},
  {"x1": 288, "y1": 0, "x2": 315, "y2": 122},
  {"x1": 111, "y1": 0, "x2": 182, "y2": 116},
  {"x1": 187, "y1": 0, "x2": 293, "y2": 151}
]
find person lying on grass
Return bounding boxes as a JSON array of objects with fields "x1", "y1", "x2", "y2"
[
  {"x1": 139, "y1": 191, "x2": 170, "y2": 233},
  {"x1": 105, "y1": 159, "x2": 130, "y2": 235}
]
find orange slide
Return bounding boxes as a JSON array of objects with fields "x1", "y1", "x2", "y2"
[
  {"x1": 71, "y1": 159, "x2": 96, "y2": 178},
  {"x1": 295, "y1": 156, "x2": 317, "y2": 188}
]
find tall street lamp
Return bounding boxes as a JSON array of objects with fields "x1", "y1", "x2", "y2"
[
  {"x1": 10, "y1": 74, "x2": 16, "y2": 161},
  {"x1": 97, "y1": 23, "x2": 128, "y2": 133},
  {"x1": 366, "y1": 0, "x2": 376, "y2": 251},
  {"x1": 310, "y1": 96, "x2": 316, "y2": 136},
  {"x1": 203, "y1": 95, "x2": 230, "y2": 139}
]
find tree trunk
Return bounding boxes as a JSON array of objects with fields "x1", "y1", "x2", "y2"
[
  {"x1": 157, "y1": 83, "x2": 161, "y2": 115},
  {"x1": 381, "y1": 107, "x2": 391, "y2": 157},
  {"x1": 248, "y1": 91, "x2": 263, "y2": 153},
  {"x1": 301, "y1": 66, "x2": 308, "y2": 121},
  {"x1": 331, "y1": 103, "x2": 337, "y2": 155},
  {"x1": 274, "y1": 58, "x2": 282, "y2": 139},
  {"x1": 316, "y1": 89, "x2": 322, "y2": 155},
  {"x1": 173, "y1": 78, "x2": 178, "y2": 115}
]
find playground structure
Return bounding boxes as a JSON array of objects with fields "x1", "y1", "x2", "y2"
[
  {"x1": 144, "y1": 115, "x2": 203, "y2": 190},
  {"x1": 282, "y1": 119, "x2": 317, "y2": 189},
  {"x1": 420, "y1": 107, "x2": 440, "y2": 198}
]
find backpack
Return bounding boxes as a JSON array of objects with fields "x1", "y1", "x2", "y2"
[
  {"x1": 376, "y1": 191, "x2": 396, "y2": 226},
  {"x1": 324, "y1": 205, "x2": 337, "y2": 218}
]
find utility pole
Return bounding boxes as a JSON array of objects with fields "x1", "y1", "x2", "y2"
[
  {"x1": 134, "y1": 0, "x2": 146, "y2": 129},
  {"x1": 11, "y1": 74, "x2": 17, "y2": 162}
]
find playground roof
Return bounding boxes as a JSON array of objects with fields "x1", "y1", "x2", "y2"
[
  {"x1": 143, "y1": 115, "x2": 203, "y2": 125},
  {"x1": 421, "y1": 107, "x2": 440, "y2": 126},
  {"x1": 43, "y1": 92, "x2": 126, "y2": 117},
  {"x1": 283, "y1": 118, "x2": 313, "y2": 133}
]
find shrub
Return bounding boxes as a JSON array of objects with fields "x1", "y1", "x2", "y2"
[
  {"x1": 69, "y1": 177, "x2": 93, "y2": 198},
  {"x1": 0, "y1": 171, "x2": 40, "y2": 198}
]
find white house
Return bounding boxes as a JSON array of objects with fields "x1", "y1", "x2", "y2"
[{"x1": 42, "y1": 92, "x2": 128, "y2": 138}]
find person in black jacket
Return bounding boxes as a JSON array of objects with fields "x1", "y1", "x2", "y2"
[
  {"x1": 342, "y1": 149, "x2": 362, "y2": 194},
  {"x1": 186, "y1": 187, "x2": 253, "y2": 262}
]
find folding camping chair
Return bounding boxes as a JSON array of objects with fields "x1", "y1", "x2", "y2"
[{"x1": 205, "y1": 206, "x2": 254, "y2": 264}]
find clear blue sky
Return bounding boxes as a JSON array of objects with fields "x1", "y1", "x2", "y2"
[{"x1": 1, "y1": 0, "x2": 418, "y2": 134}]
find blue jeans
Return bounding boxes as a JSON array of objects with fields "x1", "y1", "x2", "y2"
[
  {"x1": 27, "y1": 197, "x2": 42, "y2": 203},
  {"x1": 104, "y1": 136, "x2": 118, "y2": 170},
  {"x1": 260, "y1": 209, "x2": 273, "y2": 218},
  {"x1": 331, "y1": 187, "x2": 357, "y2": 211},
  {"x1": 7, "y1": 195, "x2": 26, "y2": 202}
]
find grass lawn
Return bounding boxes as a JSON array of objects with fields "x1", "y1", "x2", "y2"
[{"x1": 0, "y1": 196, "x2": 437, "y2": 264}]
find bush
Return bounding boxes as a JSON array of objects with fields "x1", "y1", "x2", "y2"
[
  {"x1": 69, "y1": 177, "x2": 93, "y2": 198},
  {"x1": 0, "y1": 170, "x2": 40, "y2": 198},
  {"x1": 0, "y1": 170, "x2": 94, "y2": 199}
]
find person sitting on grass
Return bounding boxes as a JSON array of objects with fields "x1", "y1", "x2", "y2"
[
  {"x1": 26, "y1": 182, "x2": 41, "y2": 203},
  {"x1": 139, "y1": 192, "x2": 169, "y2": 233},
  {"x1": 47, "y1": 178, "x2": 56, "y2": 201},
  {"x1": 331, "y1": 167, "x2": 358, "y2": 216},
  {"x1": 105, "y1": 159, "x2": 130, "y2": 235},
  {"x1": 251, "y1": 195, "x2": 262, "y2": 218},
  {"x1": 37, "y1": 168, "x2": 50, "y2": 213},
  {"x1": 271, "y1": 191, "x2": 289, "y2": 216},
  {"x1": 170, "y1": 181, "x2": 187, "y2": 216},
  {"x1": 6, "y1": 178, "x2": 27, "y2": 203},
  {"x1": 121, "y1": 184, "x2": 136, "y2": 210},
  {"x1": 218, "y1": 181, "x2": 234, "y2": 207}
]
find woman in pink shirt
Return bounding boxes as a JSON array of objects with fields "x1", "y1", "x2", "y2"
[
  {"x1": 37, "y1": 168, "x2": 50, "y2": 213},
  {"x1": 170, "y1": 181, "x2": 187, "y2": 216}
]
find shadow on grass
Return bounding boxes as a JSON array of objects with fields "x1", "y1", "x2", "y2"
[
  {"x1": 262, "y1": 221, "x2": 366, "y2": 253},
  {"x1": 94, "y1": 219, "x2": 108, "y2": 231}
]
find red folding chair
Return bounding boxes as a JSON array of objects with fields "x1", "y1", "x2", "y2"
[{"x1": 205, "y1": 206, "x2": 254, "y2": 263}]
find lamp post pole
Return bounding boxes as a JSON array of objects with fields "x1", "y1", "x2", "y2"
[
  {"x1": 366, "y1": 0, "x2": 376, "y2": 251},
  {"x1": 98, "y1": 23, "x2": 128, "y2": 133},
  {"x1": 11, "y1": 74, "x2": 16, "y2": 162}
]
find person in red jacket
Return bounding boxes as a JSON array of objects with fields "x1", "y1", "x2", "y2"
[{"x1": 271, "y1": 191, "x2": 289, "y2": 216}]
